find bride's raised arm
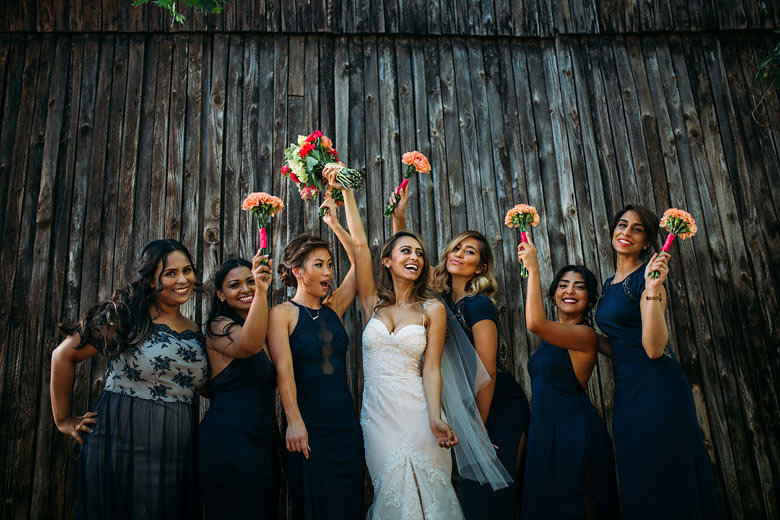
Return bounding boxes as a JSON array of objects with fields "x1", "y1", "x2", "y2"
[{"x1": 323, "y1": 164, "x2": 377, "y2": 319}]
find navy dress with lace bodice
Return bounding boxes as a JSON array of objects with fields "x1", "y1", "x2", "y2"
[
  {"x1": 595, "y1": 264, "x2": 721, "y2": 518},
  {"x1": 284, "y1": 302, "x2": 364, "y2": 519},
  {"x1": 197, "y1": 350, "x2": 279, "y2": 519},
  {"x1": 78, "y1": 322, "x2": 209, "y2": 520}
]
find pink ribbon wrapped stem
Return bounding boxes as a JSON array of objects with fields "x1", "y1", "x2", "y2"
[
  {"x1": 661, "y1": 233, "x2": 675, "y2": 252},
  {"x1": 397, "y1": 178, "x2": 409, "y2": 195},
  {"x1": 520, "y1": 231, "x2": 528, "y2": 243},
  {"x1": 259, "y1": 227, "x2": 268, "y2": 249}
]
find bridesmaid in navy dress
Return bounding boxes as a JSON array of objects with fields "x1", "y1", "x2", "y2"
[
  {"x1": 595, "y1": 205, "x2": 721, "y2": 518},
  {"x1": 517, "y1": 237, "x2": 618, "y2": 519},
  {"x1": 51, "y1": 239, "x2": 208, "y2": 519},
  {"x1": 391, "y1": 187, "x2": 530, "y2": 519},
  {"x1": 267, "y1": 197, "x2": 364, "y2": 519},
  {"x1": 197, "y1": 251, "x2": 278, "y2": 519}
]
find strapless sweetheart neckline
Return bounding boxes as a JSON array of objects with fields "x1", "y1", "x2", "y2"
[{"x1": 368, "y1": 317, "x2": 425, "y2": 337}]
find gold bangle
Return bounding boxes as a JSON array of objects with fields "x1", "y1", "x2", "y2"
[{"x1": 645, "y1": 295, "x2": 662, "y2": 302}]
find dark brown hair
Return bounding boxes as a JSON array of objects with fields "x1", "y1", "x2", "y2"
[
  {"x1": 375, "y1": 231, "x2": 436, "y2": 311},
  {"x1": 548, "y1": 265, "x2": 600, "y2": 324},
  {"x1": 609, "y1": 204, "x2": 659, "y2": 260},
  {"x1": 278, "y1": 233, "x2": 333, "y2": 287}
]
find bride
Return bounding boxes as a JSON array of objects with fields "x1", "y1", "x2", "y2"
[{"x1": 325, "y1": 165, "x2": 463, "y2": 519}]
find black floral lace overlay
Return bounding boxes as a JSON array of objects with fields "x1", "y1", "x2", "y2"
[{"x1": 100, "y1": 323, "x2": 208, "y2": 403}]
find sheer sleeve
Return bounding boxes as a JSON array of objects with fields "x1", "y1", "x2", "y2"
[{"x1": 78, "y1": 304, "x2": 118, "y2": 355}]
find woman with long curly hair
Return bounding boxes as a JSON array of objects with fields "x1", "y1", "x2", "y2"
[{"x1": 51, "y1": 239, "x2": 208, "y2": 519}]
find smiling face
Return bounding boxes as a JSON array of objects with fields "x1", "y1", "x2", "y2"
[
  {"x1": 217, "y1": 265, "x2": 255, "y2": 316},
  {"x1": 553, "y1": 270, "x2": 590, "y2": 319},
  {"x1": 446, "y1": 237, "x2": 485, "y2": 279},
  {"x1": 612, "y1": 210, "x2": 649, "y2": 258},
  {"x1": 152, "y1": 250, "x2": 197, "y2": 307},
  {"x1": 384, "y1": 236, "x2": 425, "y2": 282},
  {"x1": 294, "y1": 247, "x2": 333, "y2": 298}
]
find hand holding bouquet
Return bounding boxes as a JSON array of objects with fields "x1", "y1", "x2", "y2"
[
  {"x1": 384, "y1": 151, "x2": 431, "y2": 218},
  {"x1": 242, "y1": 192, "x2": 285, "y2": 264},
  {"x1": 282, "y1": 130, "x2": 363, "y2": 218},
  {"x1": 649, "y1": 208, "x2": 697, "y2": 279},
  {"x1": 505, "y1": 204, "x2": 540, "y2": 278}
]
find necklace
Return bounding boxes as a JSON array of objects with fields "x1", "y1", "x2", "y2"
[{"x1": 295, "y1": 301, "x2": 320, "y2": 320}]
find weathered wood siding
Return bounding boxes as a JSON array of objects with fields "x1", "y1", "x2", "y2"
[
  {"x1": 0, "y1": 31, "x2": 779, "y2": 519},
  {"x1": 2, "y1": 0, "x2": 780, "y2": 34}
]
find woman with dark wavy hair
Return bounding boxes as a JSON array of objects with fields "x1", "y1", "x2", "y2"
[
  {"x1": 266, "y1": 196, "x2": 364, "y2": 520},
  {"x1": 595, "y1": 205, "x2": 720, "y2": 518},
  {"x1": 517, "y1": 237, "x2": 618, "y2": 519},
  {"x1": 197, "y1": 251, "x2": 278, "y2": 519},
  {"x1": 51, "y1": 239, "x2": 208, "y2": 520}
]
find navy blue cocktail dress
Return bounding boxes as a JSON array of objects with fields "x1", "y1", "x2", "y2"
[
  {"x1": 521, "y1": 340, "x2": 618, "y2": 519},
  {"x1": 78, "y1": 322, "x2": 209, "y2": 520},
  {"x1": 446, "y1": 294, "x2": 530, "y2": 520},
  {"x1": 595, "y1": 264, "x2": 721, "y2": 519},
  {"x1": 284, "y1": 302, "x2": 364, "y2": 519},
  {"x1": 198, "y1": 351, "x2": 279, "y2": 519}
]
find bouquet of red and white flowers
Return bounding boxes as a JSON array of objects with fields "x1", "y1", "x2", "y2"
[
  {"x1": 242, "y1": 192, "x2": 285, "y2": 263},
  {"x1": 384, "y1": 151, "x2": 432, "y2": 218},
  {"x1": 282, "y1": 130, "x2": 363, "y2": 217}
]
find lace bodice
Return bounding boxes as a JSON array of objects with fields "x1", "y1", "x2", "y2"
[{"x1": 362, "y1": 319, "x2": 426, "y2": 380}]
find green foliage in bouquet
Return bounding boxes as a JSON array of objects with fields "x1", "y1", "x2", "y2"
[{"x1": 132, "y1": 0, "x2": 226, "y2": 25}]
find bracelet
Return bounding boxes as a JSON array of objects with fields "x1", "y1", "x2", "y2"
[{"x1": 645, "y1": 295, "x2": 662, "y2": 302}]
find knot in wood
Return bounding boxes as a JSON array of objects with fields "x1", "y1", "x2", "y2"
[{"x1": 204, "y1": 226, "x2": 221, "y2": 244}]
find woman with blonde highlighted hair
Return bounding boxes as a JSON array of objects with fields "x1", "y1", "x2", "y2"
[{"x1": 392, "y1": 187, "x2": 531, "y2": 520}]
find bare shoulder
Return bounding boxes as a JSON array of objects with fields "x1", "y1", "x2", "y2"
[
  {"x1": 424, "y1": 299, "x2": 446, "y2": 319},
  {"x1": 182, "y1": 317, "x2": 200, "y2": 333}
]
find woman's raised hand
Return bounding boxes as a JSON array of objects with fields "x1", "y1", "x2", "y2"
[
  {"x1": 644, "y1": 252, "x2": 671, "y2": 288},
  {"x1": 251, "y1": 250, "x2": 272, "y2": 293},
  {"x1": 322, "y1": 163, "x2": 344, "y2": 189},
  {"x1": 516, "y1": 234, "x2": 540, "y2": 273},
  {"x1": 389, "y1": 183, "x2": 409, "y2": 217},
  {"x1": 318, "y1": 196, "x2": 340, "y2": 228}
]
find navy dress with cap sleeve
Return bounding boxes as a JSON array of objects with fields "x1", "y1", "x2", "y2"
[
  {"x1": 77, "y1": 317, "x2": 209, "y2": 520},
  {"x1": 197, "y1": 349, "x2": 279, "y2": 519},
  {"x1": 595, "y1": 264, "x2": 721, "y2": 519},
  {"x1": 446, "y1": 294, "x2": 531, "y2": 520},
  {"x1": 283, "y1": 302, "x2": 364, "y2": 520},
  {"x1": 521, "y1": 339, "x2": 618, "y2": 519}
]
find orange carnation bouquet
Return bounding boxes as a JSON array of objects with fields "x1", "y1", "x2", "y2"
[
  {"x1": 505, "y1": 204, "x2": 540, "y2": 278},
  {"x1": 650, "y1": 208, "x2": 698, "y2": 279},
  {"x1": 384, "y1": 151, "x2": 432, "y2": 217},
  {"x1": 242, "y1": 192, "x2": 285, "y2": 263}
]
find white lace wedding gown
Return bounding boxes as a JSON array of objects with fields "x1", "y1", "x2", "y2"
[{"x1": 360, "y1": 315, "x2": 464, "y2": 519}]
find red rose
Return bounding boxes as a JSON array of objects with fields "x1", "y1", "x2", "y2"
[
  {"x1": 306, "y1": 130, "x2": 323, "y2": 142},
  {"x1": 290, "y1": 172, "x2": 300, "y2": 183},
  {"x1": 299, "y1": 142, "x2": 315, "y2": 157},
  {"x1": 281, "y1": 165, "x2": 290, "y2": 176}
]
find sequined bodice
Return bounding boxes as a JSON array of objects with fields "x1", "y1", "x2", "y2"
[{"x1": 361, "y1": 318, "x2": 426, "y2": 380}]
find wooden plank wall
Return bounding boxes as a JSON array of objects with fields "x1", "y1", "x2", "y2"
[
  {"x1": 0, "y1": 31, "x2": 779, "y2": 519},
  {"x1": 2, "y1": 0, "x2": 780, "y2": 34}
]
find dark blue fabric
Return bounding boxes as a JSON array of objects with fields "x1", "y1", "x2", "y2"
[
  {"x1": 197, "y1": 351, "x2": 279, "y2": 519},
  {"x1": 283, "y1": 303, "x2": 364, "y2": 520},
  {"x1": 595, "y1": 264, "x2": 721, "y2": 519},
  {"x1": 446, "y1": 294, "x2": 530, "y2": 520},
  {"x1": 521, "y1": 340, "x2": 618, "y2": 519},
  {"x1": 77, "y1": 325, "x2": 207, "y2": 520}
]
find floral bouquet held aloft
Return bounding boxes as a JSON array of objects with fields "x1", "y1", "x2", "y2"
[
  {"x1": 242, "y1": 192, "x2": 285, "y2": 264},
  {"x1": 650, "y1": 208, "x2": 698, "y2": 279},
  {"x1": 505, "y1": 204, "x2": 540, "y2": 278},
  {"x1": 281, "y1": 130, "x2": 364, "y2": 217},
  {"x1": 384, "y1": 151, "x2": 432, "y2": 218}
]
